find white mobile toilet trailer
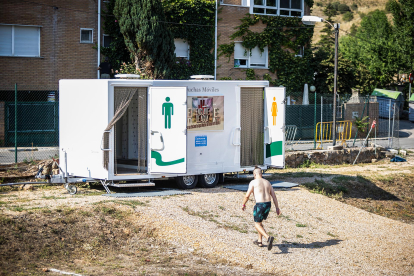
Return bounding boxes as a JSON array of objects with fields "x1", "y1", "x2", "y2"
[{"x1": 58, "y1": 79, "x2": 285, "y2": 191}]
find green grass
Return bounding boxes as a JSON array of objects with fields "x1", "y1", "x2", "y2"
[
  {"x1": 79, "y1": 210, "x2": 93, "y2": 217},
  {"x1": 296, "y1": 235, "x2": 303, "y2": 238},
  {"x1": 115, "y1": 200, "x2": 147, "y2": 208},
  {"x1": 327, "y1": 232, "x2": 337, "y2": 237},
  {"x1": 332, "y1": 175, "x2": 355, "y2": 184},
  {"x1": 181, "y1": 206, "x2": 248, "y2": 234},
  {"x1": 0, "y1": 194, "x2": 17, "y2": 198},
  {"x1": 10, "y1": 206, "x2": 25, "y2": 212},
  {"x1": 282, "y1": 172, "x2": 318, "y2": 178},
  {"x1": 76, "y1": 191, "x2": 105, "y2": 197},
  {"x1": 278, "y1": 214, "x2": 292, "y2": 221},
  {"x1": 296, "y1": 223, "x2": 307, "y2": 227},
  {"x1": 41, "y1": 195, "x2": 66, "y2": 200},
  {"x1": 301, "y1": 179, "x2": 347, "y2": 197}
]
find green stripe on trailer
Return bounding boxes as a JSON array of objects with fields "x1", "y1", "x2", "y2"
[
  {"x1": 151, "y1": 151, "x2": 185, "y2": 166},
  {"x1": 266, "y1": 141, "x2": 283, "y2": 158}
]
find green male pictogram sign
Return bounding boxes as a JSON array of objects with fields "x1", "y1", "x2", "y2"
[{"x1": 162, "y1": 97, "x2": 174, "y2": 129}]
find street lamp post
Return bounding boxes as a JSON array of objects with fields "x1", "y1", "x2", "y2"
[
  {"x1": 302, "y1": 16, "x2": 340, "y2": 146},
  {"x1": 310, "y1": 85, "x2": 316, "y2": 149}
]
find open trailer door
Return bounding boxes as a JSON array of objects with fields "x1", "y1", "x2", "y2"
[
  {"x1": 264, "y1": 87, "x2": 285, "y2": 168},
  {"x1": 149, "y1": 87, "x2": 187, "y2": 174}
]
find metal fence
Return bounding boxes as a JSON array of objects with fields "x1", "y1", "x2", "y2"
[
  {"x1": 0, "y1": 85, "x2": 404, "y2": 165},
  {"x1": 285, "y1": 92, "x2": 401, "y2": 151},
  {"x1": 0, "y1": 85, "x2": 59, "y2": 164}
]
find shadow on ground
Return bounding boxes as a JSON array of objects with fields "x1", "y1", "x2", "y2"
[{"x1": 273, "y1": 239, "x2": 342, "y2": 254}]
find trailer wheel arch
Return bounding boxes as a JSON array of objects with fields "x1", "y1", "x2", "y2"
[
  {"x1": 175, "y1": 175, "x2": 198, "y2": 189},
  {"x1": 198, "y1": 173, "x2": 219, "y2": 188}
]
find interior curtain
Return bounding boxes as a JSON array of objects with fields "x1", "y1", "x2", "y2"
[{"x1": 102, "y1": 89, "x2": 137, "y2": 170}]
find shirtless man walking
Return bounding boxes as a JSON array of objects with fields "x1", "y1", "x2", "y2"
[{"x1": 242, "y1": 167, "x2": 281, "y2": 250}]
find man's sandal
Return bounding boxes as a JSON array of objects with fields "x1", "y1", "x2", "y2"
[
  {"x1": 267, "y1": 236, "x2": 274, "y2": 251},
  {"x1": 253, "y1": 240, "x2": 264, "y2": 247}
]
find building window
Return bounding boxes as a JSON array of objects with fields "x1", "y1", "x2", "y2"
[
  {"x1": 103, "y1": 34, "x2": 112, "y2": 48},
  {"x1": 250, "y1": 0, "x2": 303, "y2": 17},
  {"x1": 0, "y1": 24, "x2": 40, "y2": 57},
  {"x1": 295, "y1": 45, "x2": 304, "y2": 57},
  {"x1": 234, "y1": 42, "x2": 268, "y2": 68},
  {"x1": 174, "y1": 38, "x2": 189, "y2": 59},
  {"x1": 80, "y1": 28, "x2": 93, "y2": 43}
]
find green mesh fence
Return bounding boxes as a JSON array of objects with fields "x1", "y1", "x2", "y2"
[
  {"x1": 0, "y1": 84, "x2": 59, "y2": 164},
  {"x1": 285, "y1": 91, "x2": 352, "y2": 150}
]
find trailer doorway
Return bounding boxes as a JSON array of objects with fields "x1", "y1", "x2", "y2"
[
  {"x1": 240, "y1": 87, "x2": 264, "y2": 167},
  {"x1": 114, "y1": 87, "x2": 148, "y2": 175}
]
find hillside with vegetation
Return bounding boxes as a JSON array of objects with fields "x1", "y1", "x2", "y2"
[
  {"x1": 309, "y1": 0, "x2": 413, "y2": 106},
  {"x1": 311, "y1": 0, "x2": 389, "y2": 44}
]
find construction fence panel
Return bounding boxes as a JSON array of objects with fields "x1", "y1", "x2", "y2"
[
  {"x1": 344, "y1": 96, "x2": 400, "y2": 149},
  {"x1": 0, "y1": 85, "x2": 59, "y2": 165},
  {"x1": 285, "y1": 92, "x2": 340, "y2": 150}
]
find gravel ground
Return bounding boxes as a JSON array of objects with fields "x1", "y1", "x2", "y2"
[
  {"x1": 1, "y1": 157, "x2": 413, "y2": 275},
  {"x1": 135, "y1": 186, "x2": 413, "y2": 275}
]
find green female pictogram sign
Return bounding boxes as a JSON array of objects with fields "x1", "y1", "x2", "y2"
[{"x1": 162, "y1": 97, "x2": 174, "y2": 129}]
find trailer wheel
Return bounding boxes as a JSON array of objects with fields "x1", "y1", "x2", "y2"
[
  {"x1": 198, "y1": 173, "x2": 219, "y2": 188},
  {"x1": 175, "y1": 175, "x2": 198, "y2": 189},
  {"x1": 67, "y1": 185, "x2": 77, "y2": 195}
]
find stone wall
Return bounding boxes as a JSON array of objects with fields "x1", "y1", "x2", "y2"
[{"x1": 285, "y1": 147, "x2": 386, "y2": 168}]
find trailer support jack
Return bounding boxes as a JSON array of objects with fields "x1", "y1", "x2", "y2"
[{"x1": 100, "y1": 179, "x2": 111, "y2": 194}]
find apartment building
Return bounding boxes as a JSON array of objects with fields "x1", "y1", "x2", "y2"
[
  {"x1": 0, "y1": 0, "x2": 100, "y2": 90},
  {"x1": 217, "y1": 0, "x2": 311, "y2": 80}
]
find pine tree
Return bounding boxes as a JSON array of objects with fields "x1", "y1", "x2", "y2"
[
  {"x1": 114, "y1": 0, "x2": 175, "y2": 79},
  {"x1": 101, "y1": 0, "x2": 130, "y2": 72},
  {"x1": 388, "y1": 0, "x2": 414, "y2": 72}
]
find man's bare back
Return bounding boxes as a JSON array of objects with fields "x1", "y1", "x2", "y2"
[{"x1": 249, "y1": 178, "x2": 274, "y2": 203}]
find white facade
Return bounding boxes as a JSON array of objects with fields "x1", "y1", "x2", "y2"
[{"x1": 59, "y1": 79, "x2": 285, "y2": 181}]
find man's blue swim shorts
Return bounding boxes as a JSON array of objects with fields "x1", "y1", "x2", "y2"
[{"x1": 253, "y1": 202, "x2": 271, "y2": 222}]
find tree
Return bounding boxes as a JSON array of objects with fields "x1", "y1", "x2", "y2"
[
  {"x1": 340, "y1": 10, "x2": 400, "y2": 90},
  {"x1": 388, "y1": 0, "x2": 414, "y2": 72},
  {"x1": 101, "y1": 0, "x2": 130, "y2": 72},
  {"x1": 343, "y1": 11, "x2": 354, "y2": 22},
  {"x1": 311, "y1": 2, "x2": 372, "y2": 95},
  {"x1": 114, "y1": 0, "x2": 175, "y2": 79}
]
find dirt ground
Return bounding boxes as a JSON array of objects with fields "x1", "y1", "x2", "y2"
[{"x1": 0, "y1": 153, "x2": 413, "y2": 275}]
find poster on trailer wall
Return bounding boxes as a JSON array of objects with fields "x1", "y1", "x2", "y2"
[{"x1": 187, "y1": 96, "x2": 224, "y2": 131}]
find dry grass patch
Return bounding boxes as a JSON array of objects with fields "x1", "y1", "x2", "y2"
[{"x1": 0, "y1": 203, "x2": 267, "y2": 276}]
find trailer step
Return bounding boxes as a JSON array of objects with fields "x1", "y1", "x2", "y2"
[{"x1": 108, "y1": 182, "x2": 155, "y2": 188}]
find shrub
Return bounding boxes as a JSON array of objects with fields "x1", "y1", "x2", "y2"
[
  {"x1": 343, "y1": 11, "x2": 354, "y2": 22},
  {"x1": 338, "y1": 3, "x2": 351, "y2": 14},
  {"x1": 358, "y1": 12, "x2": 366, "y2": 19},
  {"x1": 351, "y1": 3, "x2": 358, "y2": 11},
  {"x1": 385, "y1": 0, "x2": 393, "y2": 12},
  {"x1": 332, "y1": 1, "x2": 340, "y2": 11}
]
